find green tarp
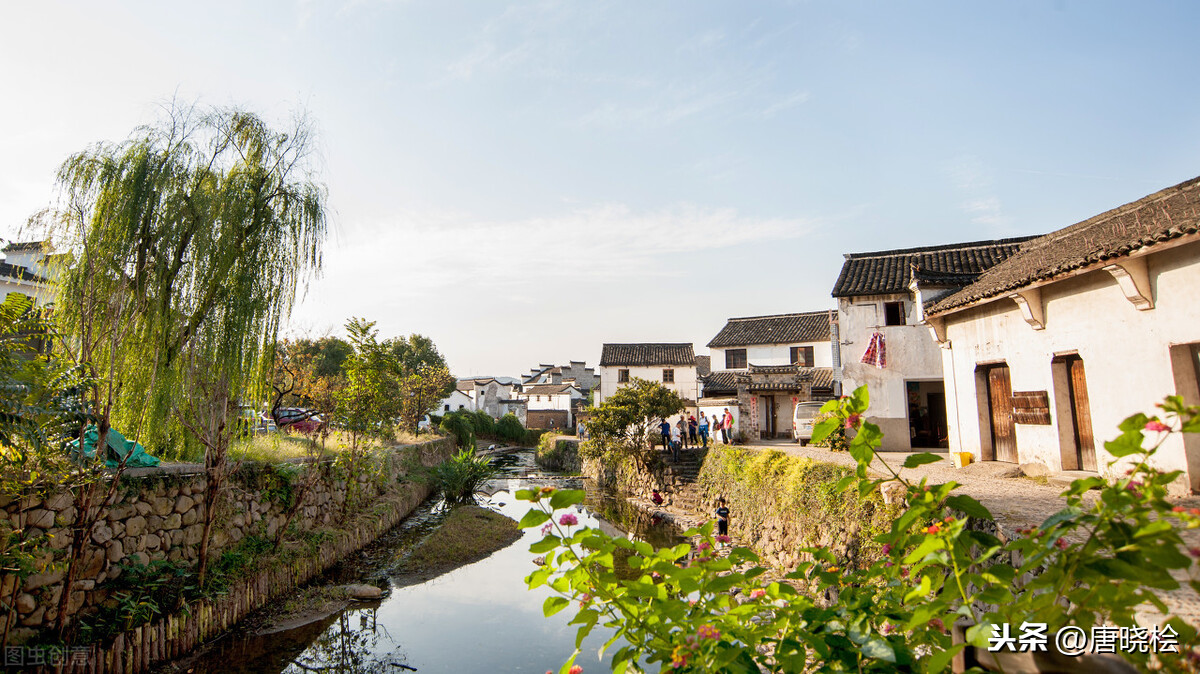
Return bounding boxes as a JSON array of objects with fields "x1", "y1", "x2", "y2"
[{"x1": 68, "y1": 425, "x2": 161, "y2": 468}]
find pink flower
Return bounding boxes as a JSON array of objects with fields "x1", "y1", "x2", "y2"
[
  {"x1": 1188, "y1": 547, "x2": 1200, "y2": 559},
  {"x1": 845, "y1": 413, "x2": 862, "y2": 429},
  {"x1": 559, "y1": 513, "x2": 579, "y2": 526},
  {"x1": 880, "y1": 622, "x2": 895, "y2": 635},
  {"x1": 715, "y1": 534, "x2": 731, "y2": 543},
  {"x1": 540, "y1": 522, "x2": 553, "y2": 535},
  {"x1": 696, "y1": 624, "x2": 721, "y2": 641},
  {"x1": 882, "y1": 543, "x2": 892, "y2": 555},
  {"x1": 698, "y1": 541, "x2": 711, "y2": 551},
  {"x1": 929, "y1": 618, "x2": 945, "y2": 633},
  {"x1": 1145, "y1": 420, "x2": 1171, "y2": 433},
  {"x1": 749, "y1": 589, "x2": 766, "y2": 599},
  {"x1": 1055, "y1": 538, "x2": 1069, "y2": 550},
  {"x1": 570, "y1": 666, "x2": 583, "y2": 674}
]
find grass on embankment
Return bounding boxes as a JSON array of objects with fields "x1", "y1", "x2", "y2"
[
  {"x1": 396, "y1": 505, "x2": 521, "y2": 575},
  {"x1": 229, "y1": 429, "x2": 437, "y2": 463}
]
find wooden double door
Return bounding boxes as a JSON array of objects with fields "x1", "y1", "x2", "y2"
[{"x1": 1060, "y1": 356, "x2": 1097, "y2": 472}]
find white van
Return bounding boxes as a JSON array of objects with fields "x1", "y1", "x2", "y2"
[{"x1": 792, "y1": 401, "x2": 826, "y2": 445}]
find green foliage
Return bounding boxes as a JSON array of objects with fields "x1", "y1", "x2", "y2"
[
  {"x1": 472, "y1": 410, "x2": 496, "y2": 438},
  {"x1": 522, "y1": 387, "x2": 1200, "y2": 672},
  {"x1": 439, "y1": 410, "x2": 476, "y2": 448},
  {"x1": 496, "y1": 413, "x2": 526, "y2": 442},
  {"x1": 46, "y1": 105, "x2": 328, "y2": 456},
  {"x1": 429, "y1": 448, "x2": 496, "y2": 503},
  {"x1": 809, "y1": 410, "x2": 849, "y2": 451},
  {"x1": 535, "y1": 434, "x2": 581, "y2": 473},
  {"x1": 586, "y1": 377, "x2": 684, "y2": 458}
]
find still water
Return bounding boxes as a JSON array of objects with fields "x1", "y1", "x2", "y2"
[{"x1": 182, "y1": 449, "x2": 682, "y2": 673}]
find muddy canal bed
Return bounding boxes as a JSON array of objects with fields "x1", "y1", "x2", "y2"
[{"x1": 170, "y1": 449, "x2": 682, "y2": 674}]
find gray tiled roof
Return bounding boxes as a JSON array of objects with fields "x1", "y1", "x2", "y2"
[
  {"x1": 707, "y1": 311, "x2": 832, "y2": 348},
  {"x1": 600, "y1": 343, "x2": 695, "y2": 367},
  {"x1": 701, "y1": 370, "x2": 738, "y2": 395},
  {"x1": 1, "y1": 241, "x2": 46, "y2": 253},
  {"x1": 930, "y1": 176, "x2": 1200, "y2": 315},
  {"x1": 832, "y1": 237, "x2": 1034, "y2": 298},
  {"x1": 694, "y1": 355, "x2": 711, "y2": 377},
  {"x1": 523, "y1": 384, "x2": 576, "y2": 395},
  {"x1": 0, "y1": 262, "x2": 45, "y2": 283},
  {"x1": 700, "y1": 367, "x2": 834, "y2": 394}
]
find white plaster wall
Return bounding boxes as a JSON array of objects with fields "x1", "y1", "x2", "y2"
[
  {"x1": 524, "y1": 393, "x2": 573, "y2": 411},
  {"x1": 839, "y1": 294, "x2": 945, "y2": 450},
  {"x1": 597, "y1": 365, "x2": 698, "y2": 404},
  {"x1": 711, "y1": 341, "x2": 833, "y2": 369},
  {"x1": 940, "y1": 242, "x2": 1200, "y2": 491},
  {"x1": 436, "y1": 390, "x2": 473, "y2": 413},
  {"x1": 697, "y1": 400, "x2": 740, "y2": 436}
]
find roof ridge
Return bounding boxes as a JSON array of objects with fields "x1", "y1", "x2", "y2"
[
  {"x1": 842, "y1": 236, "x2": 1038, "y2": 260},
  {"x1": 726, "y1": 310, "x2": 832, "y2": 321}
]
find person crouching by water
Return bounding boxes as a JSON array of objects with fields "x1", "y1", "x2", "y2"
[
  {"x1": 651, "y1": 489, "x2": 664, "y2": 506},
  {"x1": 715, "y1": 497, "x2": 730, "y2": 544}
]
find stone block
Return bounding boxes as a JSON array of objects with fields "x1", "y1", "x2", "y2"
[
  {"x1": 72, "y1": 579, "x2": 95, "y2": 591},
  {"x1": 91, "y1": 524, "x2": 113, "y2": 545},
  {"x1": 134, "y1": 502, "x2": 152, "y2": 516},
  {"x1": 45, "y1": 491, "x2": 74, "y2": 512},
  {"x1": 174, "y1": 495, "x2": 194, "y2": 514},
  {"x1": 47, "y1": 529, "x2": 71, "y2": 550},
  {"x1": 125, "y1": 515, "x2": 147, "y2": 537},
  {"x1": 152, "y1": 497, "x2": 172, "y2": 517},
  {"x1": 1019, "y1": 462, "x2": 1051, "y2": 478},
  {"x1": 23, "y1": 569, "x2": 64, "y2": 591},
  {"x1": 19, "y1": 496, "x2": 41, "y2": 511},
  {"x1": 26, "y1": 509, "x2": 54, "y2": 529},
  {"x1": 127, "y1": 551, "x2": 149, "y2": 566},
  {"x1": 82, "y1": 549, "x2": 105, "y2": 579},
  {"x1": 145, "y1": 533, "x2": 161, "y2": 550},
  {"x1": 15, "y1": 593, "x2": 36, "y2": 613},
  {"x1": 106, "y1": 540, "x2": 124, "y2": 563},
  {"x1": 107, "y1": 503, "x2": 135, "y2": 520},
  {"x1": 170, "y1": 529, "x2": 185, "y2": 547},
  {"x1": 163, "y1": 513, "x2": 182, "y2": 530},
  {"x1": 147, "y1": 515, "x2": 163, "y2": 531},
  {"x1": 19, "y1": 606, "x2": 45, "y2": 627},
  {"x1": 184, "y1": 524, "x2": 204, "y2": 546},
  {"x1": 182, "y1": 509, "x2": 197, "y2": 526}
]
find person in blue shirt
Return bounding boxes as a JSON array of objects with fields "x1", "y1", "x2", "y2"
[
  {"x1": 659, "y1": 418, "x2": 671, "y2": 452},
  {"x1": 698, "y1": 412, "x2": 710, "y2": 448},
  {"x1": 715, "y1": 497, "x2": 730, "y2": 539}
]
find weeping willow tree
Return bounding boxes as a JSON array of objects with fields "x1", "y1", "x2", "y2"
[
  {"x1": 45, "y1": 104, "x2": 328, "y2": 458},
  {"x1": 33, "y1": 104, "x2": 328, "y2": 611}
]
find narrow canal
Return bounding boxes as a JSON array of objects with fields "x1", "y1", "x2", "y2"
[{"x1": 177, "y1": 449, "x2": 683, "y2": 673}]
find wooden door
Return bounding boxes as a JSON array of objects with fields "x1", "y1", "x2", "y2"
[
  {"x1": 1067, "y1": 357, "x2": 1097, "y2": 472},
  {"x1": 987, "y1": 365, "x2": 1018, "y2": 463}
]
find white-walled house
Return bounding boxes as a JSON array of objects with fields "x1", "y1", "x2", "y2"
[
  {"x1": 517, "y1": 383, "x2": 583, "y2": 429},
  {"x1": 435, "y1": 389, "x2": 474, "y2": 415},
  {"x1": 925, "y1": 176, "x2": 1200, "y2": 494},
  {"x1": 702, "y1": 311, "x2": 836, "y2": 439},
  {"x1": 596, "y1": 344, "x2": 698, "y2": 405},
  {"x1": 832, "y1": 238, "x2": 1032, "y2": 451},
  {"x1": 0, "y1": 241, "x2": 57, "y2": 305}
]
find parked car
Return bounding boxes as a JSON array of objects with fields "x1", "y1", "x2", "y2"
[
  {"x1": 274, "y1": 407, "x2": 325, "y2": 435},
  {"x1": 792, "y1": 401, "x2": 825, "y2": 445}
]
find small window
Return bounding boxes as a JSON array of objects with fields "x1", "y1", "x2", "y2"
[
  {"x1": 884, "y1": 301, "x2": 906, "y2": 326},
  {"x1": 444, "y1": 404, "x2": 450, "y2": 411},
  {"x1": 618, "y1": 369, "x2": 630, "y2": 383},
  {"x1": 458, "y1": 404, "x2": 465, "y2": 410},
  {"x1": 725, "y1": 349, "x2": 747, "y2": 369},
  {"x1": 790, "y1": 346, "x2": 814, "y2": 367},
  {"x1": 663, "y1": 369, "x2": 675, "y2": 383}
]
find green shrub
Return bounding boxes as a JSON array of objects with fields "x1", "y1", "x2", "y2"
[
  {"x1": 439, "y1": 410, "x2": 475, "y2": 448},
  {"x1": 809, "y1": 409, "x2": 848, "y2": 451},
  {"x1": 523, "y1": 428, "x2": 547, "y2": 447},
  {"x1": 430, "y1": 448, "x2": 496, "y2": 503},
  {"x1": 496, "y1": 413, "x2": 525, "y2": 442},
  {"x1": 472, "y1": 410, "x2": 495, "y2": 438}
]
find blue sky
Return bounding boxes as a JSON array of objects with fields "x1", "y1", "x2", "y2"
[{"x1": 2, "y1": 1, "x2": 1199, "y2": 376}]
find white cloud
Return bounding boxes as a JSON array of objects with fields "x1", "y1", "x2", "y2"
[{"x1": 761, "y1": 90, "x2": 811, "y2": 118}]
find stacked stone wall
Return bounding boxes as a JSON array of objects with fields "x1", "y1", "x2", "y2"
[{"x1": 0, "y1": 437, "x2": 454, "y2": 669}]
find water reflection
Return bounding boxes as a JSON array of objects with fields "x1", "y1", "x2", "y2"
[{"x1": 183, "y1": 449, "x2": 682, "y2": 674}]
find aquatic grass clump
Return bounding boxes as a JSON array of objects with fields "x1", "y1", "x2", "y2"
[{"x1": 430, "y1": 448, "x2": 496, "y2": 503}]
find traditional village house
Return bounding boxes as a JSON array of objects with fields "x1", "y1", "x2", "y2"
[
  {"x1": 700, "y1": 311, "x2": 836, "y2": 440},
  {"x1": 596, "y1": 343, "x2": 698, "y2": 406},
  {"x1": 924, "y1": 176, "x2": 1200, "y2": 494},
  {"x1": 0, "y1": 241, "x2": 58, "y2": 305},
  {"x1": 516, "y1": 383, "x2": 584, "y2": 430},
  {"x1": 832, "y1": 237, "x2": 1033, "y2": 451},
  {"x1": 434, "y1": 387, "x2": 474, "y2": 415},
  {"x1": 445, "y1": 376, "x2": 527, "y2": 424},
  {"x1": 522, "y1": 361, "x2": 601, "y2": 395}
]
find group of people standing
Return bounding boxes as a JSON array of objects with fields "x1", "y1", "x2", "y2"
[{"x1": 658, "y1": 408, "x2": 735, "y2": 461}]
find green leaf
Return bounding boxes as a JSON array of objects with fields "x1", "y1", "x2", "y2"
[
  {"x1": 515, "y1": 488, "x2": 537, "y2": 501},
  {"x1": 518, "y1": 508, "x2": 551, "y2": 529},
  {"x1": 860, "y1": 637, "x2": 896, "y2": 663},
  {"x1": 549, "y1": 488, "x2": 586, "y2": 510},
  {"x1": 927, "y1": 644, "x2": 965, "y2": 673},
  {"x1": 529, "y1": 535, "x2": 562, "y2": 554},
  {"x1": 902, "y1": 452, "x2": 944, "y2": 468},
  {"x1": 812, "y1": 418, "x2": 839, "y2": 444},
  {"x1": 945, "y1": 494, "x2": 993, "y2": 521},
  {"x1": 543, "y1": 596, "x2": 571, "y2": 617}
]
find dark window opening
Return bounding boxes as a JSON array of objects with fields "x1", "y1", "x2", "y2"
[
  {"x1": 884, "y1": 301, "x2": 906, "y2": 326},
  {"x1": 618, "y1": 369, "x2": 630, "y2": 383},
  {"x1": 790, "y1": 346, "x2": 814, "y2": 367},
  {"x1": 663, "y1": 369, "x2": 675, "y2": 383},
  {"x1": 726, "y1": 349, "x2": 747, "y2": 369}
]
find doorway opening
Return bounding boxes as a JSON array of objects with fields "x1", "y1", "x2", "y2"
[
  {"x1": 1051, "y1": 355, "x2": 1097, "y2": 472},
  {"x1": 976, "y1": 363, "x2": 1017, "y2": 463},
  {"x1": 1169, "y1": 343, "x2": 1200, "y2": 493},
  {"x1": 906, "y1": 380, "x2": 948, "y2": 449}
]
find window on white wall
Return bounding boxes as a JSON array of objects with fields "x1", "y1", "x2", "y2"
[
  {"x1": 618, "y1": 369, "x2": 630, "y2": 383},
  {"x1": 663, "y1": 369, "x2": 675, "y2": 383},
  {"x1": 884, "y1": 302, "x2": 906, "y2": 326},
  {"x1": 726, "y1": 349, "x2": 747, "y2": 368},
  {"x1": 790, "y1": 346, "x2": 814, "y2": 367}
]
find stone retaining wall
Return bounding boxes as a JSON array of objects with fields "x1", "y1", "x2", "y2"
[{"x1": 0, "y1": 437, "x2": 454, "y2": 670}]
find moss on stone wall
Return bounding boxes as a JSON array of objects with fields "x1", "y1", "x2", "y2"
[
  {"x1": 695, "y1": 447, "x2": 897, "y2": 571},
  {"x1": 534, "y1": 435, "x2": 582, "y2": 473}
]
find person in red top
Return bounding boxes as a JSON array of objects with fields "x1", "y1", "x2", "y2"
[{"x1": 721, "y1": 408, "x2": 734, "y2": 444}]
